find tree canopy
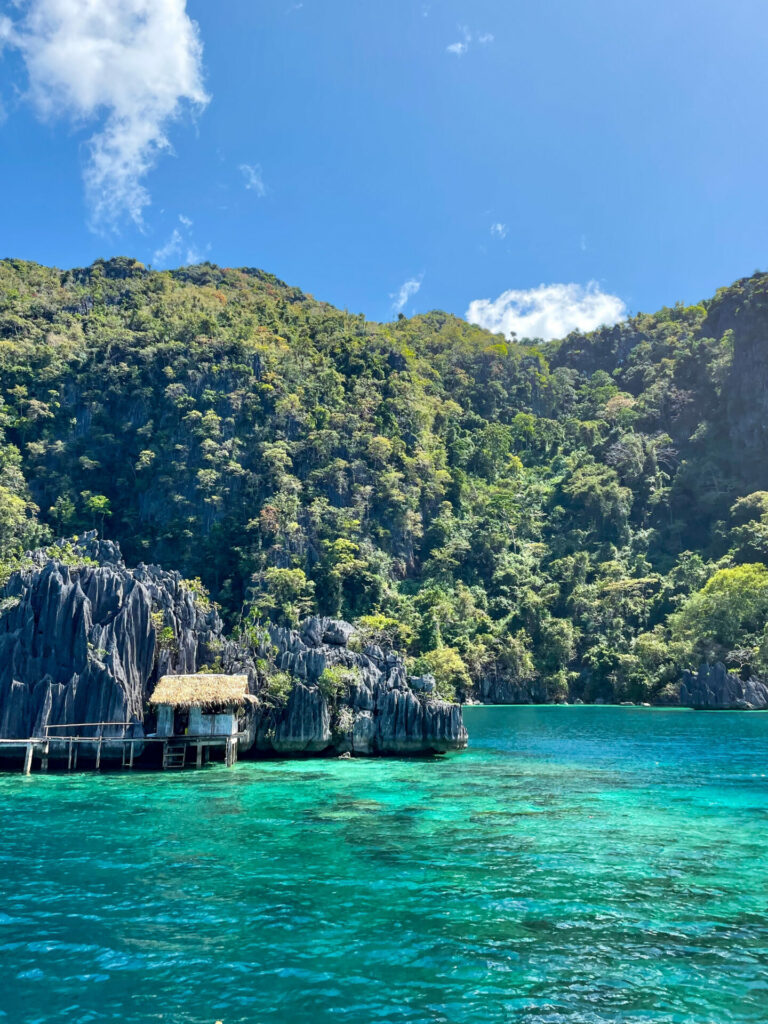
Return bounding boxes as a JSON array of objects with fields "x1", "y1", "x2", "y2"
[{"x1": 3, "y1": 256, "x2": 768, "y2": 700}]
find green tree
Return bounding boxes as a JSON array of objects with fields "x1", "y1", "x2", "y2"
[
  {"x1": 81, "y1": 492, "x2": 112, "y2": 534},
  {"x1": 670, "y1": 563, "x2": 768, "y2": 666},
  {"x1": 253, "y1": 567, "x2": 315, "y2": 628},
  {"x1": 413, "y1": 646, "x2": 471, "y2": 702}
]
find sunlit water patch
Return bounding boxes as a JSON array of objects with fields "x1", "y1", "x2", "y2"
[{"x1": 1, "y1": 706, "x2": 767, "y2": 1023}]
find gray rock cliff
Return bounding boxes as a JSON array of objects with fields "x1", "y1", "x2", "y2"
[
  {"x1": 226, "y1": 616, "x2": 467, "y2": 755},
  {"x1": 0, "y1": 536, "x2": 467, "y2": 758},
  {"x1": 477, "y1": 672, "x2": 548, "y2": 704},
  {"x1": 0, "y1": 533, "x2": 221, "y2": 745},
  {"x1": 679, "y1": 661, "x2": 768, "y2": 710}
]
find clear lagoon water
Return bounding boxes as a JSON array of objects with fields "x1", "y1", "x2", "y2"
[{"x1": 2, "y1": 706, "x2": 768, "y2": 1024}]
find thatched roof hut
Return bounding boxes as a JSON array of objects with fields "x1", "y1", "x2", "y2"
[{"x1": 149, "y1": 674, "x2": 253, "y2": 710}]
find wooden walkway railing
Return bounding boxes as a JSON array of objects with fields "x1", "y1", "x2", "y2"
[{"x1": 0, "y1": 725, "x2": 242, "y2": 774}]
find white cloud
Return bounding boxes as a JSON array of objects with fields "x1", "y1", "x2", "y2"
[
  {"x1": 2, "y1": 0, "x2": 208, "y2": 230},
  {"x1": 152, "y1": 215, "x2": 203, "y2": 267},
  {"x1": 447, "y1": 27, "x2": 493, "y2": 55},
  {"x1": 153, "y1": 228, "x2": 183, "y2": 268},
  {"x1": 240, "y1": 162, "x2": 267, "y2": 196},
  {"x1": 447, "y1": 24, "x2": 471, "y2": 55},
  {"x1": 490, "y1": 222, "x2": 507, "y2": 239},
  {"x1": 466, "y1": 282, "x2": 627, "y2": 341},
  {"x1": 391, "y1": 276, "x2": 422, "y2": 313}
]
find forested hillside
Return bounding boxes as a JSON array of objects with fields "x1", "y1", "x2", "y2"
[{"x1": 3, "y1": 256, "x2": 768, "y2": 703}]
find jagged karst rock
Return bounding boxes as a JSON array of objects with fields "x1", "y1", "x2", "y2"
[
  {"x1": 409, "y1": 673, "x2": 436, "y2": 694},
  {"x1": 679, "y1": 661, "x2": 768, "y2": 710},
  {"x1": 0, "y1": 533, "x2": 222, "y2": 754},
  {"x1": 0, "y1": 543, "x2": 467, "y2": 759},
  {"x1": 477, "y1": 673, "x2": 548, "y2": 704},
  {"x1": 233, "y1": 615, "x2": 467, "y2": 755},
  {"x1": 274, "y1": 683, "x2": 332, "y2": 753}
]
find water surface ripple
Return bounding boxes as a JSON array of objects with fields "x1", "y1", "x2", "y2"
[{"x1": 1, "y1": 706, "x2": 767, "y2": 1023}]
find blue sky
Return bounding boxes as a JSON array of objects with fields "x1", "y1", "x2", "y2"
[{"x1": 1, "y1": 0, "x2": 768, "y2": 338}]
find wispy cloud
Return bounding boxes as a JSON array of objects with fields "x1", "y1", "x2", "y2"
[
  {"x1": 152, "y1": 214, "x2": 204, "y2": 267},
  {"x1": 490, "y1": 222, "x2": 507, "y2": 239},
  {"x1": 466, "y1": 282, "x2": 626, "y2": 342},
  {"x1": 153, "y1": 228, "x2": 184, "y2": 268},
  {"x1": 391, "y1": 276, "x2": 423, "y2": 313},
  {"x1": 446, "y1": 26, "x2": 494, "y2": 56},
  {"x1": 1, "y1": 0, "x2": 208, "y2": 231},
  {"x1": 240, "y1": 162, "x2": 267, "y2": 196}
]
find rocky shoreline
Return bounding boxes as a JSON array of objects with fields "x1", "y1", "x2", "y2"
[
  {"x1": 2, "y1": 535, "x2": 765, "y2": 773},
  {"x1": 475, "y1": 662, "x2": 768, "y2": 711},
  {"x1": 678, "y1": 662, "x2": 768, "y2": 710},
  {"x1": 0, "y1": 535, "x2": 467, "y2": 761}
]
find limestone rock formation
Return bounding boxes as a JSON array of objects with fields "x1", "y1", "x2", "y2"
[
  {"x1": 227, "y1": 616, "x2": 467, "y2": 755},
  {"x1": 0, "y1": 536, "x2": 467, "y2": 758},
  {"x1": 679, "y1": 661, "x2": 768, "y2": 710},
  {"x1": 0, "y1": 533, "x2": 222, "y2": 744},
  {"x1": 477, "y1": 673, "x2": 548, "y2": 704}
]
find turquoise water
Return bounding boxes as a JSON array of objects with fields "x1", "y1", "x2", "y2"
[{"x1": 2, "y1": 706, "x2": 768, "y2": 1024}]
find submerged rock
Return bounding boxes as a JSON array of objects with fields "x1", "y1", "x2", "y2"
[
  {"x1": 0, "y1": 537, "x2": 467, "y2": 759},
  {"x1": 679, "y1": 662, "x2": 768, "y2": 710}
]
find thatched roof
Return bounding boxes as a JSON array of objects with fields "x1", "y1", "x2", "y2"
[{"x1": 149, "y1": 674, "x2": 252, "y2": 709}]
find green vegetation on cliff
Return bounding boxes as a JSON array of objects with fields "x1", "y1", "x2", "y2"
[{"x1": 3, "y1": 256, "x2": 768, "y2": 701}]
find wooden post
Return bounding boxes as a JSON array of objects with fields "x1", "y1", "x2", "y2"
[
  {"x1": 225, "y1": 736, "x2": 237, "y2": 767},
  {"x1": 41, "y1": 741, "x2": 49, "y2": 772},
  {"x1": 129, "y1": 740, "x2": 135, "y2": 769},
  {"x1": 196, "y1": 743, "x2": 202, "y2": 768},
  {"x1": 72, "y1": 742, "x2": 78, "y2": 770},
  {"x1": 95, "y1": 737, "x2": 102, "y2": 771},
  {"x1": 68, "y1": 739, "x2": 73, "y2": 771},
  {"x1": 23, "y1": 742, "x2": 34, "y2": 775}
]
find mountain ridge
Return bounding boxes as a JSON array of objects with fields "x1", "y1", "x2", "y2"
[{"x1": 3, "y1": 257, "x2": 768, "y2": 704}]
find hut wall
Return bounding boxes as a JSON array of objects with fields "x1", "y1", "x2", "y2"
[
  {"x1": 156, "y1": 705, "x2": 174, "y2": 737},
  {"x1": 213, "y1": 711, "x2": 238, "y2": 736},
  {"x1": 189, "y1": 707, "x2": 215, "y2": 736}
]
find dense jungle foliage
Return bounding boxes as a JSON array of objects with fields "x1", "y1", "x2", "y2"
[{"x1": 3, "y1": 256, "x2": 768, "y2": 702}]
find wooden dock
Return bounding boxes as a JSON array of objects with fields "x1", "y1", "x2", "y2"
[
  {"x1": 0, "y1": 722, "x2": 241, "y2": 774},
  {"x1": 0, "y1": 738, "x2": 50, "y2": 775}
]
